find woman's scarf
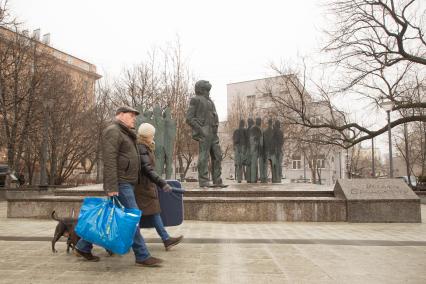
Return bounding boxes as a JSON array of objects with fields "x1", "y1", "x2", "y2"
[{"x1": 137, "y1": 135, "x2": 155, "y2": 152}]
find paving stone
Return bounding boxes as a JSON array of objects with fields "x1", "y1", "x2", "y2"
[{"x1": 0, "y1": 202, "x2": 426, "y2": 283}]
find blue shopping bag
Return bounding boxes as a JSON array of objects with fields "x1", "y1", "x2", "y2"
[{"x1": 75, "y1": 197, "x2": 142, "y2": 255}]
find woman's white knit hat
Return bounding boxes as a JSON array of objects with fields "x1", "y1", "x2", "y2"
[{"x1": 138, "y1": 123, "x2": 155, "y2": 138}]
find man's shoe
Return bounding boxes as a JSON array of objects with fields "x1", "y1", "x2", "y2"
[
  {"x1": 163, "y1": 236, "x2": 183, "y2": 251},
  {"x1": 135, "y1": 256, "x2": 163, "y2": 267},
  {"x1": 75, "y1": 248, "x2": 100, "y2": 262}
]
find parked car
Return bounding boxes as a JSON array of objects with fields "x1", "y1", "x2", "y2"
[
  {"x1": 416, "y1": 176, "x2": 426, "y2": 191},
  {"x1": 396, "y1": 176, "x2": 417, "y2": 189}
]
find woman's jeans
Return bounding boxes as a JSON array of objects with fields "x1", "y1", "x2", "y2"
[
  {"x1": 145, "y1": 213, "x2": 170, "y2": 241},
  {"x1": 75, "y1": 183, "x2": 151, "y2": 262}
]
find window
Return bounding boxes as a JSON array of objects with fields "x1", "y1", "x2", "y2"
[
  {"x1": 316, "y1": 159, "x2": 325, "y2": 169},
  {"x1": 291, "y1": 154, "x2": 302, "y2": 169},
  {"x1": 311, "y1": 116, "x2": 322, "y2": 125},
  {"x1": 308, "y1": 155, "x2": 326, "y2": 169}
]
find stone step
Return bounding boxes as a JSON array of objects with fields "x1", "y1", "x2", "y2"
[{"x1": 53, "y1": 188, "x2": 335, "y2": 198}]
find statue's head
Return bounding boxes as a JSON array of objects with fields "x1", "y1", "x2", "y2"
[
  {"x1": 268, "y1": 118, "x2": 273, "y2": 127},
  {"x1": 239, "y1": 119, "x2": 245, "y2": 128},
  {"x1": 153, "y1": 104, "x2": 162, "y2": 117},
  {"x1": 274, "y1": 120, "x2": 281, "y2": 129},
  {"x1": 195, "y1": 80, "x2": 212, "y2": 96},
  {"x1": 163, "y1": 107, "x2": 171, "y2": 119},
  {"x1": 247, "y1": 118, "x2": 254, "y2": 127},
  {"x1": 255, "y1": 117, "x2": 261, "y2": 126},
  {"x1": 143, "y1": 110, "x2": 153, "y2": 118}
]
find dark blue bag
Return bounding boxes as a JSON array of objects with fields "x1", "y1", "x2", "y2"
[
  {"x1": 75, "y1": 197, "x2": 142, "y2": 255},
  {"x1": 140, "y1": 179, "x2": 185, "y2": 228}
]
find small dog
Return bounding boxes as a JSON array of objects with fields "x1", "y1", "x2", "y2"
[{"x1": 51, "y1": 210, "x2": 80, "y2": 253}]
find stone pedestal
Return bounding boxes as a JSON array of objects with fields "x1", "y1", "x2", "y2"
[{"x1": 334, "y1": 179, "x2": 421, "y2": 223}]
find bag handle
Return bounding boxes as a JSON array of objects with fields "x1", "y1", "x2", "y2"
[{"x1": 110, "y1": 196, "x2": 125, "y2": 210}]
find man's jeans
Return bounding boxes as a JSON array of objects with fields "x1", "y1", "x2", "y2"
[
  {"x1": 145, "y1": 213, "x2": 170, "y2": 241},
  {"x1": 75, "y1": 183, "x2": 150, "y2": 261}
]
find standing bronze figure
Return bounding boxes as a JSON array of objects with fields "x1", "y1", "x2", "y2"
[
  {"x1": 272, "y1": 120, "x2": 284, "y2": 183},
  {"x1": 186, "y1": 80, "x2": 226, "y2": 188},
  {"x1": 163, "y1": 107, "x2": 176, "y2": 179},
  {"x1": 245, "y1": 118, "x2": 254, "y2": 183},
  {"x1": 233, "y1": 119, "x2": 248, "y2": 183},
  {"x1": 248, "y1": 117, "x2": 263, "y2": 183},
  {"x1": 261, "y1": 119, "x2": 274, "y2": 183}
]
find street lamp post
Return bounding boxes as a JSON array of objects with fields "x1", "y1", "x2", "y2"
[
  {"x1": 380, "y1": 101, "x2": 395, "y2": 178},
  {"x1": 371, "y1": 138, "x2": 375, "y2": 178}
]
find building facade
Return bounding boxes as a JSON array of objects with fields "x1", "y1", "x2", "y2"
[{"x1": 0, "y1": 27, "x2": 101, "y2": 183}]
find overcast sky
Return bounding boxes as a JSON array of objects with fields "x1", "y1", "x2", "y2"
[
  {"x1": 9, "y1": 0, "x2": 401, "y2": 155},
  {"x1": 10, "y1": 0, "x2": 326, "y2": 119}
]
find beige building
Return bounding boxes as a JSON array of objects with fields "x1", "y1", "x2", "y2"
[
  {"x1": 0, "y1": 27, "x2": 101, "y2": 105},
  {"x1": 0, "y1": 27, "x2": 101, "y2": 182}
]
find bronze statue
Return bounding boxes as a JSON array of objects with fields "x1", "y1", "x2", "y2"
[
  {"x1": 153, "y1": 105, "x2": 166, "y2": 175},
  {"x1": 248, "y1": 117, "x2": 263, "y2": 183},
  {"x1": 163, "y1": 107, "x2": 176, "y2": 179},
  {"x1": 272, "y1": 120, "x2": 284, "y2": 183},
  {"x1": 261, "y1": 118, "x2": 274, "y2": 183},
  {"x1": 186, "y1": 80, "x2": 226, "y2": 188},
  {"x1": 233, "y1": 119, "x2": 248, "y2": 183},
  {"x1": 245, "y1": 118, "x2": 254, "y2": 183},
  {"x1": 137, "y1": 110, "x2": 154, "y2": 130}
]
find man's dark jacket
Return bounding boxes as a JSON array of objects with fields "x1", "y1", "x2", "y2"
[{"x1": 102, "y1": 120, "x2": 140, "y2": 193}]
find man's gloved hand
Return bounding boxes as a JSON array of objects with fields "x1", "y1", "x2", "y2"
[{"x1": 162, "y1": 184, "x2": 172, "y2": 192}]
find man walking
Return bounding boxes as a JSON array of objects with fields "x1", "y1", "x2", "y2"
[{"x1": 75, "y1": 106, "x2": 163, "y2": 267}]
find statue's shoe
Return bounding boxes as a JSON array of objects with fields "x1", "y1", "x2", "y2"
[
  {"x1": 199, "y1": 182, "x2": 228, "y2": 188},
  {"x1": 212, "y1": 183, "x2": 228, "y2": 188}
]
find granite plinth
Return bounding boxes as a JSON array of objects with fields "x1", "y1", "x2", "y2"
[
  {"x1": 8, "y1": 180, "x2": 421, "y2": 223},
  {"x1": 7, "y1": 196, "x2": 85, "y2": 219},
  {"x1": 184, "y1": 197, "x2": 346, "y2": 222},
  {"x1": 334, "y1": 179, "x2": 421, "y2": 223},
  {"x1": 8, "y1": 183, "x2": 345, "y2": 221}
]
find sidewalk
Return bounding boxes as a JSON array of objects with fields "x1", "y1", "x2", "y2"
[{"x1": 0, "y1": 202, "x2": 425, "y2": 283}]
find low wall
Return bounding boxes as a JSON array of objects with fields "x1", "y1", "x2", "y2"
[
  {"x1": 7, "y1": 196, "x2": 347, "y2": 222},
  {"x1": 184, "y1": 197, "x2": 346, "y2": 222}
]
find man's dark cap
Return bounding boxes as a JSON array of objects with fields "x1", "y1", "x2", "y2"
[{"x1": 116, "y1": 106, "x2": 140, "y2": 115}]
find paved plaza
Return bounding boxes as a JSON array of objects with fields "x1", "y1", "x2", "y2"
[{"x1": 0, "y1": 201, "x2": 425, "y2": 283}]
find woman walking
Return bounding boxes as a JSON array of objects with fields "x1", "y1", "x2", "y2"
[{"x1": 135, "y1": 123, "x2": 183, "y2": 250}]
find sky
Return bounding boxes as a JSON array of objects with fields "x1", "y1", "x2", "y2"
[
  {"x1": 9, "y1": 0, "x2": 397, "y2": 156},
  {"x1": 9, "y1": 0, "x2": 325, "y2": 120}
]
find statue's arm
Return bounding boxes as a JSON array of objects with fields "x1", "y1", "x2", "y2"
[{"x1": 186, "y1": 97, "x2": 202, "y2": 131}]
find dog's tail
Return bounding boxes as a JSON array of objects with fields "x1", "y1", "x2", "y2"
[{"x1": 51, "y1": 210, "x2": 60, "y2": 222}]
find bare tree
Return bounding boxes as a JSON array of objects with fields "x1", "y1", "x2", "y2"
[
  {"x1": 106, "y1": 37, "x2": 197, "y2": 181},
  {"x1": 267, "y1": 58, "x2": 425, "y2": 149},
  {"x1": 324, "y1": 0, "x2": 426, "y2": 88},
  {"x1": 265, "y1": 1, "x2": 425, "y2": 151},
  {"x1": 0, "y1": 19, "x2": 53, "y2": 176}
]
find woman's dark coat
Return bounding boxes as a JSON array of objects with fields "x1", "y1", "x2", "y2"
[{"x1": 134, "y1": 144, "x2": 167, "y2": 216}]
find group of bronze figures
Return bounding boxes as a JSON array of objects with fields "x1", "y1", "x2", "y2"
[
  {"x1": 233, "y1": 118, "x2": 284, "y2": 183},
  {"x1": 136, "y1": 80, "x2": 284, "y2": 188},
  {"x1": 136, "y1": 105, "x2": 176, "y2": 180}
]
